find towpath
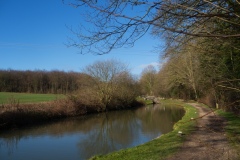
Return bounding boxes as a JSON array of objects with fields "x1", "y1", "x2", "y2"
[{"x1": 167, "y1": 103, "x2": 238, "y2": 160}]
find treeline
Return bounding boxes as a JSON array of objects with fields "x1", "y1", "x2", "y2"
[
  {"x1": 138, "y1": 0, "x2": 240, "y2": 112},
  {"x1": 0, "y1": 70, "x2": 82, "y2": 94},
  {"x1": 0, "y1": 61, "x2": 143, "y2": 129},
  {"x1": 139, "y1": 43, "x2": 240, "y2": 111},
  {"x1": 0, "y1": 60, "x2": 142, "y2": 111}
]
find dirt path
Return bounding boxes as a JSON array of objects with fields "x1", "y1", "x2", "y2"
[{"x1": 167, "y1": 103, "x2": 238, "y2": 160}]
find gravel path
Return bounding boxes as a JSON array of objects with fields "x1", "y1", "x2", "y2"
[{"x1": 167, "y1": 103, "x2": 238, "y2": 160}]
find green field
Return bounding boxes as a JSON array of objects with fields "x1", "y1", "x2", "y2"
[{"x1": 0, "y1": 92, "x2": 66, "y2": 104}]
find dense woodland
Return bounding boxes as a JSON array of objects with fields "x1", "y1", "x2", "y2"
[{"x1": 0, "y1": 70, "x2": 81, "y2": 94}]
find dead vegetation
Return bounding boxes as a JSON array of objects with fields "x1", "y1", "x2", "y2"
[{"x1": 0, "y1": 95, "x2": 143, "y2": 129}]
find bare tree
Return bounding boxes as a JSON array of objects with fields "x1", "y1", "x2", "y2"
[
  {"x1": 139, "y1": 65, "x2": 157, "y2": 96},
  {"x1": 168, "y1": 48, "x2": 200, "y2": 100},
  {"x1": 64, "y1": 0, "x2": 240, "y2": 54},
  {"x1": 78, "y1": 59, "x2": 137, "y2": 111}
]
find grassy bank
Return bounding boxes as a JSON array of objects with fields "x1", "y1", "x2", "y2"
[
  {"x1": 0, "y1": 92, "x2": 65, "y2": 104},
  {"x1": 217, "y1": 110, "x2": 240, "y2": 154},
  {"x1": 90, "y1": 100, "x2": 198, "y2": 160}
]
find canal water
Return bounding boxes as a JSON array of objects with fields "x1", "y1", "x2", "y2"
[{"x1": 0, "y1": 104, "x2": 184, "y2": 160}]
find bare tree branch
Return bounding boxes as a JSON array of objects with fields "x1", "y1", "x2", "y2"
[{"x1": 64, "y1": 0, "x2": 240, "y2": 54}]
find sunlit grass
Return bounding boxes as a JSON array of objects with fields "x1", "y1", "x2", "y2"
[
  {"x1": 217, "y1": 110, "x2": 240, "y2": 155},
  {"x1": 0, "y1": 92, "x2": 65, "y2": 104},
  {"x1": 90, "y1": 99, "x2": 198, "y2": 160}
]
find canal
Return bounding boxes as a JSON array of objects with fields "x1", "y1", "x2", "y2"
[{"x1": 0, "y1": 104, "x2": 184, "y2": 160}]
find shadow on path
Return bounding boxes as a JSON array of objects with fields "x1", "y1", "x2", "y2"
[{"x1": 167, "y1": 103, "x2": 238, "y2": 160}]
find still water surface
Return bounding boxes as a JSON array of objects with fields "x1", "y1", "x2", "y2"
[{"x1": 0, "y1": 104, "x2": 184, "y2": 160}]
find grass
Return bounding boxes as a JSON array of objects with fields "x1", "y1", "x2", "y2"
[
  {"x1": 217, "y1": 110, "x2": 240, "y2": 154},
  {"x1": 0, "y1": 92, "x2": 66, "y2": 104},
  {"x1": 90, "y1": 99, "x2": 198, "y2": 160}
]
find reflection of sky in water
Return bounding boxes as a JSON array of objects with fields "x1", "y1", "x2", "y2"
[
  {"x1": 0, "y1": 105, "x2": 184, "y2": 160},
  {"x1": 1, "y1": 135, "x2": 82, "y2": 160}
]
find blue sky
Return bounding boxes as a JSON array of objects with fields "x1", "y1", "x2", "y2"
[{"x1": 0, "y1": 0, "x2": 164, "y2": 75}]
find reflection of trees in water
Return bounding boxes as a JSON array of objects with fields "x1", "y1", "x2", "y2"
[
  {"x1": 0, "y1": 105, "x2": 184, "y2": 159},
  {"x1": 0, "y1": 110, "x2": 140, "y2": 159},
  {"x1": 0, "y1": 129, "x2": 31, "y2": 156},
  {"x1": 76, "y1": 105, "x2": 184, "y2": 159},
  {"x1": 0, "y1": 137, "x2": 19, "y2": 156},
  {"x1": 77, "y1": 110, "x2": 140, "y2": 159},
  {"x1": 135, "y1": 104, "x2": 185, "y2": 134}
]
